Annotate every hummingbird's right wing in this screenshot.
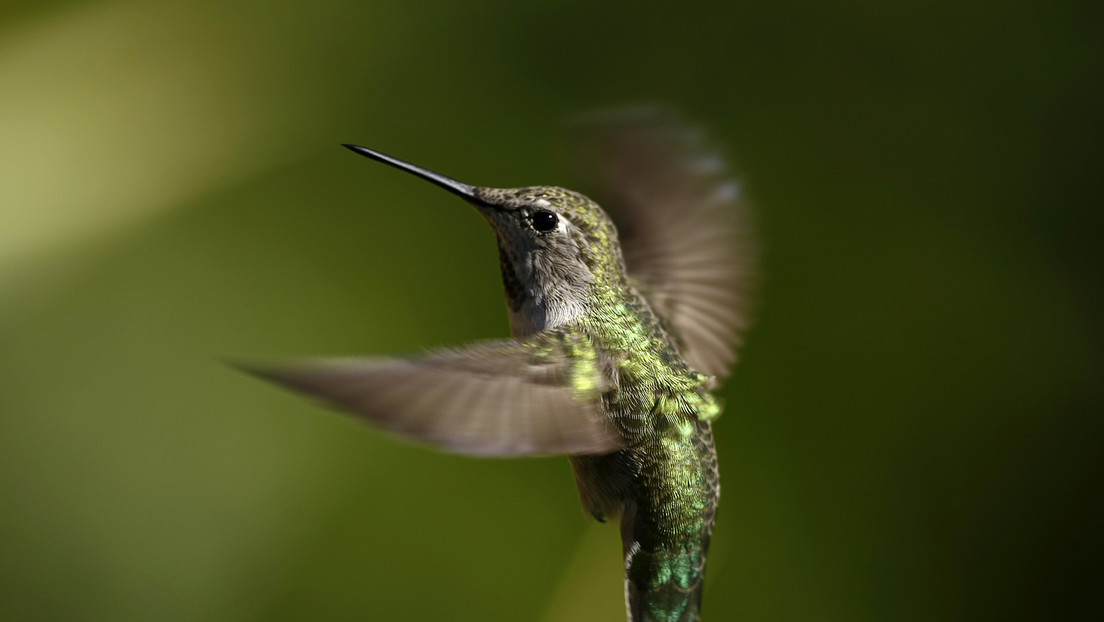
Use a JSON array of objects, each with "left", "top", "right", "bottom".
[
  {"left": 239, "top": 334, "right": 621, "bottom": 457},
  {"left": 572, "top": 109, "right": 757, "bottom": 381}
]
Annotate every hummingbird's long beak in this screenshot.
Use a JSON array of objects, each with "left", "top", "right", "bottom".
[{"left": 342, "top": 144, "right": 486, "bottom": 205}]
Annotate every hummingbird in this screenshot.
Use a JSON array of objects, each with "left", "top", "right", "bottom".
[{"left": 243, "top": 110, "right": 756, "bottom": 622}]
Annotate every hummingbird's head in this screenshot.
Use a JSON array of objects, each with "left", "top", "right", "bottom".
[
  {"left": 344, "top": 145, "right": 626, "bottom": 338},
  {"left": 470, "top": 185, "right": 626, "bottom": 336}
]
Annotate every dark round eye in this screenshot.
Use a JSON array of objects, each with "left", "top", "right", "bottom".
[{"left": 530, "top": 210, "right": 558, "bottom": 233}]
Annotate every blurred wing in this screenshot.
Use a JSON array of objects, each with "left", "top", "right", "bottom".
[
  {"left": 240, "top": 335, "right": 620, "bottom": 457},
  {"left": 572, "top": 108, "right": 756, "bottom": 379}
]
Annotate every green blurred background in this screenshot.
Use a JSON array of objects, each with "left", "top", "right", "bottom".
[{"left": 1, "top": 0, "right": 1100, "bottom": 620}]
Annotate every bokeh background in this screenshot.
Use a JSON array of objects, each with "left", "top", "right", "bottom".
[{"left": 1, "top": 1, "right": 1101, "bottom": 620}]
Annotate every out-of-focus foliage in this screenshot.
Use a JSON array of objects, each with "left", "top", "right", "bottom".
[{"left": 1, "top": 1, "right": 1100, "bottom": 621}]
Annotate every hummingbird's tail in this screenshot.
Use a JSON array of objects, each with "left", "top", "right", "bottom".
[{"left": 623, "top": 533, "right": 710, "bottom": 622}]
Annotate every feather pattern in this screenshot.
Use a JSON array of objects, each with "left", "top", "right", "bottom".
[{"left": 240, "top": 332, "right": 621, "bottom": 457}]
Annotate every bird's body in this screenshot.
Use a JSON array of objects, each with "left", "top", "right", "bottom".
[{"left": 244, "top": 111, "right": 755, "bottom": 622}]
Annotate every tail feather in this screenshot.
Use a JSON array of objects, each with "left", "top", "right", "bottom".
[{"left": 624, "top": 539, "right": 707, "bottom": 622}]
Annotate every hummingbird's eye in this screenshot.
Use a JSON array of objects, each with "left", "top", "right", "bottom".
[{"left": 530, "top": 210, "right": 559, "bottom": 233}]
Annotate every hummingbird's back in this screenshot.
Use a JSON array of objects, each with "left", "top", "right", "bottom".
[
  {"left": 623, "top": 419, "right": 719, "bottom": 622},
  {"left": 569, "top": 281, "right": 723, "bottom": 622}
]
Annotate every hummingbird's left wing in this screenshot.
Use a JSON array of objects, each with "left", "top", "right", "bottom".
[
  {"left": 239, "top": 334, "right": 621, "bottom": 457},
  {"left": 571, "top": 108, "right": 757, "bottom": 381}
]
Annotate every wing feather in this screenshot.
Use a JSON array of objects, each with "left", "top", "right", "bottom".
[
  {"left": 572, "top": 108, "right": 757, "bottom": 379},
  {"left": 240, "top": 335, "right": 620, "bottom": 457}
]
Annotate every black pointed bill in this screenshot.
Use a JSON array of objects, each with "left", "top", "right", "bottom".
[{"left": 343, "top": 144, "right": 494, "bottom": 207}]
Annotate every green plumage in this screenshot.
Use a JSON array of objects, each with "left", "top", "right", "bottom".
[{"left": 570, "top": 279, "right": 721, "bottom": 622}]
